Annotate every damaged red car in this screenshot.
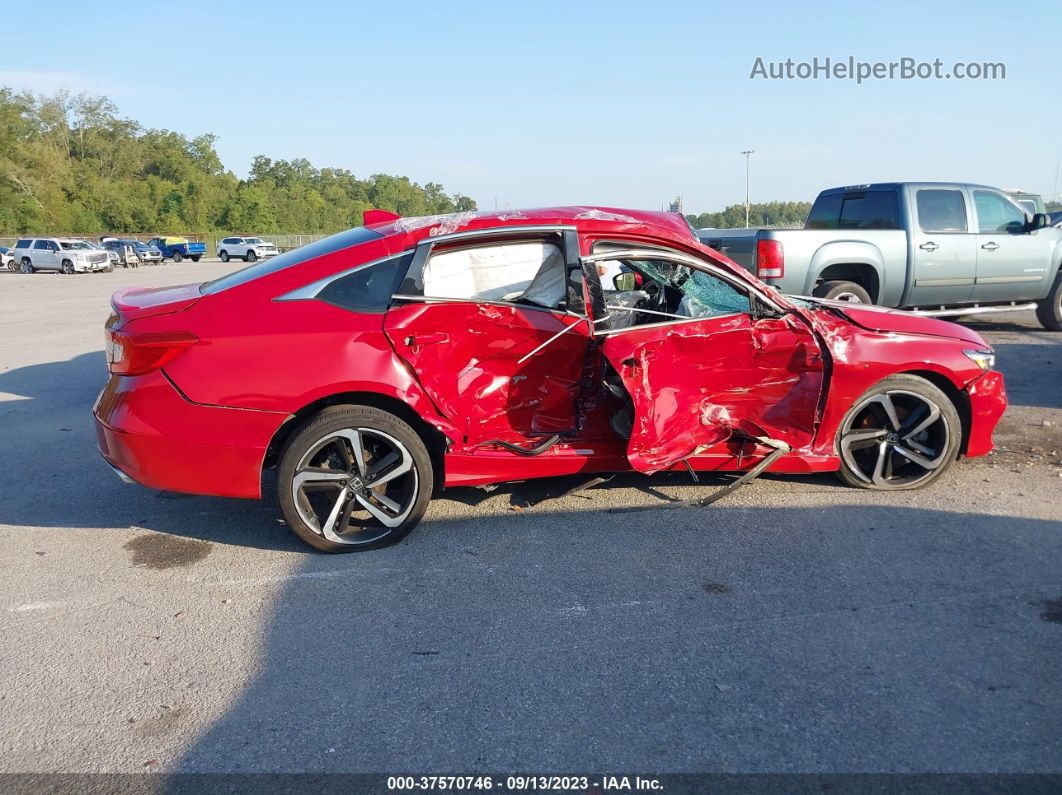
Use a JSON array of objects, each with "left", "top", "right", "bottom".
[{"left": 94, "top": 207, "right": 1007, "bottom": 552}]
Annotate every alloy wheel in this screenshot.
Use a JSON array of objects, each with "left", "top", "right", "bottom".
[
  {"left": 833, "top": 291, "right": 864, "bottom": 303},
  {"left": 839, "top": 390, "right": 950, "bottom": 487},
  {"left": 291, "top": 428, "right": 417, "bottom": 545}
]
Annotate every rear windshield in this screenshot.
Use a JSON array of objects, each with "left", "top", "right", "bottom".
[
  {"left": 806, "top": 190, "right": 901, "bottom": 230},
  {"left": 201, "top": 226, "right": 383, "bottom": 295}
]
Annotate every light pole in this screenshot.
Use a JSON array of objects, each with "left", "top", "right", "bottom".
[{"left": 741, "top": 149, "right": 755, "bottom": 228}]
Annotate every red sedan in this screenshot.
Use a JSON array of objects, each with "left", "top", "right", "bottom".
[{"left": 94, "top": 207, "right": 1006, "bottom": 552}]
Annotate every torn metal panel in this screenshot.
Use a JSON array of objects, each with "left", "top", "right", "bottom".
[{"left": 600, "top": 314, "right": 825, "bottom": 474}]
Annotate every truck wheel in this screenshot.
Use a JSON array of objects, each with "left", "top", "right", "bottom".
[
  {"left": 814, "top": 280, "right": 872, "bottom": 304},
  {"left": 190, "top": 255, "right": 201, "bottom": 262},
  {"left": 219, "top": 250, "right": 229, "bottom": 262},
  {"left": 171, "top": 251, "right": 183, "bottom": 263},
  {"left": 20, "top": 258, "right": 34, "bottom": 273},
  {"left": 61, "top": 259, "right": 75, "bottom": 275},
  {"left": 1035, "top": 268, "right": 1062, "bottom": 331}
]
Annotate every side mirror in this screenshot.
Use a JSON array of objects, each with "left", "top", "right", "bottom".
[
  {"left": 612, "top": 272, "right": 638, "bottom": 292},
  {"left": 1029, "top": 213, "right": 1049, "bottom": 231}
]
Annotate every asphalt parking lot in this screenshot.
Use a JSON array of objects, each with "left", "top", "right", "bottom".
[{"left": 0, "top": 261, "right": 1059, "bottom": 774}]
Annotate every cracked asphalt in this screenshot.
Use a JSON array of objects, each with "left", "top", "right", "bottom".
[{"left": 0, "top": 262, "right": 1059, "bottom": 773}]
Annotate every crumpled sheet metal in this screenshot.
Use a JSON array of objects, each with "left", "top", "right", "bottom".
[
  {"left": 603, "top": 316, "right": 824, "bottom": 474},
  {"left": 384, "top": 301, "right": 588, "bottom": 446}
]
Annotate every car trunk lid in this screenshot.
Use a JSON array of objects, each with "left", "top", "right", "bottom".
[{"left": 110, "top": 283, "right": 203, "bottom": 329}]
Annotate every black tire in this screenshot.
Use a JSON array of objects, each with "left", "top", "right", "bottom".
[
  {"left": 813, "top": 280, "right": 872, "bottom": 304},
  {"left": 171, "top": 251, "right": 183, "bottom": 263},
  {"left": 836, "top": 374, "right": 962, "bottom": 491},
  {"left": 20, "top": 258, "right": 33, "bottom": 273},
  {"left": 219, "top": 250, "right": 229, "bottom": 263},
  {"left": 1035, "top": 268, "right": 1062, "bottom": 331},
  {"left": 277, "top": 406, "right": 433, "bottom": 552},
  {"left": 190, "top": 255, "right": 200, "bottom": 262},
  {"left": 6, "top": 259, "right": 18, "bottom": 272},
  {"left": 60, "top": 259, "right": 75, "bottom": 275},
  {"left": 246, "top": 250, "right": 258, "bottom": 263}
]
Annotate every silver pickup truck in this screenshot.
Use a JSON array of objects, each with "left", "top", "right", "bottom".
[{"left": 698, "top": 182, "right": 1062, "bottom": 330}]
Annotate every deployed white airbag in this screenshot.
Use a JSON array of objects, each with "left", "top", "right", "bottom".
[{"left": 422, "top": 242, "right": 566, "bottom": 308}]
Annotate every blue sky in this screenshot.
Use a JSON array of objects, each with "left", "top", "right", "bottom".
[{"left": 3, "top": 0, "right": 1059, "bottom": 213}]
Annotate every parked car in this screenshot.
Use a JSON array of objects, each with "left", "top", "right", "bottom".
[
  {"left": 95, "top": 207, "right": 1006, "bottom": 553},
  {"left": 1003, "top": 189, "right": 1046, "bottom": 216},
  {"left": 698, "top": 182, "right": 1062, "bottom": 330},
  {"left": 13, "top": 237, "right": 112, "bottom": 273},
  {"left": 0, "top": 246, "right": 15, "bottom": 272},
  {"left": 217, "top": 236, "right": 279, "bottom": 263},
  {"left": 104, "top": 239, "right": 163, "bottom": 266},
  {"left": 1049, "top": 210, "right": 1062, "bottom": 228},
  {"left": 146, "top": 236, "right": 206, "bottom": 263}
]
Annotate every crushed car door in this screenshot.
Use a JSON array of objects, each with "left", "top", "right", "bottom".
[
  {"left": 587, "top": 249, "right": 825, "bottom": 473},
  {"left": 384, "top": 236, "right": 591, "bottom": 446}
]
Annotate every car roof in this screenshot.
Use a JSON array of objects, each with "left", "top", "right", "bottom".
[{"left": 367, "top": 206, "right": 696, "bottom": 248}]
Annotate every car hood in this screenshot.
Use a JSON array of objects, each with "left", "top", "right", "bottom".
[{"left": 803, "top": 298, "right": 990, "bottom": 348}]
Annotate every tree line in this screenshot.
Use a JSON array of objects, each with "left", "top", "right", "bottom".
[
  {"left": 685, "top": 200, "right": 812, "bottom": 229},
  {"left": 0, "top": 88, "right": 476, "bottom": 235}
]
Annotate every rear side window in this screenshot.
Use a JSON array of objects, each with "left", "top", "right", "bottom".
[
  {"left": 317, "top": 252, "right": 412, "bottom": 313},
  {"left": 201, "top": 226, "right": 383, "bottom": 295},
  {"left": 916, "top": 189, "right": 968, "bottom": 233},
  {"left": 15, "top": 239, "right": 32, "bottom": 248},
  {"left": 806, "top": 191, "right": 900, "bottom": 229}
]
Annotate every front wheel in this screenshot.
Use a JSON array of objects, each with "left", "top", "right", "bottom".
[
  {"left": 171, "top": 251, "right": 183, "bottom": 263},
  {"left": 836, "top": 374, "right": 962, "bottom": 491},
  {"left": 277, "top": 406, "right": 434, "bottom": 552},
  {"left": 6, "top": 258, "right": 17, "bottom": 272},
  {"left": 61, "top": 259, "right": 75, "bottom": 274},
  {"left": 814, "top": 280, "right": 872, "bottom": 304},
  {"left": 245, "top": 250, "right": 257, "bottom": 262},
  {"left": 219, "top": 250, "right": 229, "bottom": 262},
  {"left": 1035, "top": 269, "right": 1062, "bottom": 331}
]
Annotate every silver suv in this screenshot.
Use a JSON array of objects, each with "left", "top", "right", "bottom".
[
  {"left": 13, "top": 238, "right": 113, "bottom": 274},
  {"left": 217, "top": 236, "right": 278, "bottom": 263}
]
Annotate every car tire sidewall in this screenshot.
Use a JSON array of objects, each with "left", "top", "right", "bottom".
[
  {"left": 814, "top": 280, "right": 872, "bottom": 304},
  {"left": 277, "top": 406, "right": 434, "bottom": 553},
  {"left": 20, "top": 258, "right": 32, "bottom": 273},
  {"left": 246, "top": 251, "right": 257, "bottom": 262},
  {"left": 61, "top": 260, "right": 74, "bottom": 274},
  {"left": 220, "top": 251, "right": 229, "bottom": 262},
  {"left": 172, "top": 252, "right": 183, "bottom": 263},
  {"left": 835, "top": 374, "right": 962, "bottom": 491}
]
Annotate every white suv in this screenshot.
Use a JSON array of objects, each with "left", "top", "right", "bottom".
[
  {"left": 217, "top": 236, "right": 278, "bottom": 263},
  {"left": 13, "top": 238, "right": 113, "bottom": 274}
]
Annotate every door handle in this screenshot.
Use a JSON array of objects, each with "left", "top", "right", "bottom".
[
  {"left": 981, "top": 242, "right": 999, "bottom": 251},
  {"left": 403, "top": 332, "right": 449, "bottom": 347},
  {"left": 919, "top": 242, "right": 939, "bottom": 252}
]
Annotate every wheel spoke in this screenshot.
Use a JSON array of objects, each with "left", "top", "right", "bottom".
[
  {"left": 369, "top": 447, "right": 413, "bottom": 487},
  {"left": 356, "top": 493, "right": 404, "bottom": 528},
  {"left": 293, "top": 468, "right": 348, "bottom": 491},
  {"left": 871, "top": 441, "right": 890, "bottom": 486},
  {"left": 893, "top": 444, "right": 944, "bottom": 470},
  {"left": 333, "top": 430, "right": 368, "bottom": 476},
  {"left": 868, "top": 394, "right": 902, "bottom": 431},
  {"left": 842, "top": 428, "right": 887, "bottom": 452},
  {"left": 901, "top": 403, "right": 941, "bottom": 440}
]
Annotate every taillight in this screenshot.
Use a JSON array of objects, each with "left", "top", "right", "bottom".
[
  {"left": 756, "top": 239, "right": 784, "bottom": 280},
  {"left": 105, "top": 329, "right": 198, "bottom": 376}
]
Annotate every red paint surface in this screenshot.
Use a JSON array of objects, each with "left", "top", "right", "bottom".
[{"left": 92, "top": 206, "right": 1007, "bottom": 498}]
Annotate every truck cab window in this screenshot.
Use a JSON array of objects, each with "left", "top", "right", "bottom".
[
  {"left": 916, "top": 189, "right": 968, "bottom": 233},
  {"left": 973, "top": 190, "right": 1027, "bottom": 233}
]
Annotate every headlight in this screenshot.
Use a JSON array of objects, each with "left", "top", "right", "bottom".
[{"left": 964, "top": 349, "right": 995, "bottom": 371}]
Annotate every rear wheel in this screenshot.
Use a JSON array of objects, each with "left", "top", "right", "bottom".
[
  {"left": 219, "top": 250, "right": 229, "bottom": 262},
  {"left": 836, "top": 374, "right": 961, "bottom": 491},
  {"left": 171, "top": 251, "right": 183, "bottom": 263},
  {"left": 1035, "top": 268, "right": 1062, "bottom": 331},
  {"left": 20, "top": 258, "right": 33, "bottom": 273},
  {"left": 190, "top": 255, "right": 200, "bottom": 262},
  {"left": 277, "top": 406, "right": 433, "bottom": 552},
  {"left": 814, "top": 280, "right": 872, "bottom": 304}
]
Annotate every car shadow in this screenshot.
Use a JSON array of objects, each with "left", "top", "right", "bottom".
[{"left": 165, "top": 503, "right": 1062, "bottom": 773}]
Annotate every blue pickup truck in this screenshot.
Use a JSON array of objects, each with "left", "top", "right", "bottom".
[{"left": 147, "top": 236, "right": 207, "bottom": 263}]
